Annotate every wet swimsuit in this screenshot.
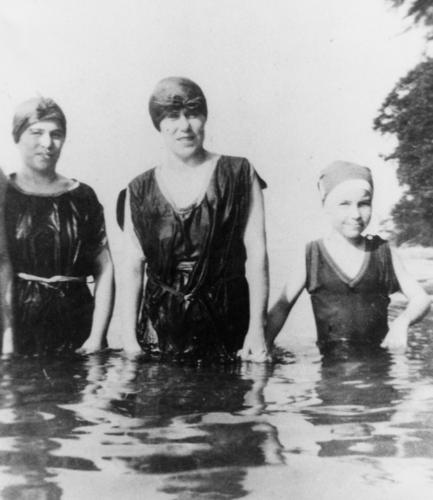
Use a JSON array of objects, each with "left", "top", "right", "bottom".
[
  {"left": 5, "top": 177, "right": 107, "bottom": 354},
  {"left": 126, "top": 155, "right": 264, "bottom": 360},
  {"left": 306, "top": 236, "right": 400, "bottom": 353}
]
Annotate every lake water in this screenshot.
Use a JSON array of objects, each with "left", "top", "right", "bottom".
[{"left": 1, "top": 289, "right": 433, "bottom": 499}]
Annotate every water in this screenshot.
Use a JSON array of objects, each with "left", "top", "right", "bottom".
[{"left": 1, "top": 299, "right": 433, "bottom": 499}]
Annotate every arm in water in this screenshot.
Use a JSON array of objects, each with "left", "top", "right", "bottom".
[
  {"left": 78, "top": 246, "right": 115, "bottom": 354},
  {"left": 383, "top": 248, "right": 431, "bottom": 349},
  {"left": 120, "top": 189, "right": 145, "bottom": 355},
  {"left": 239, "top": 175, "right": 269, "bottom": 362},
  {"left": 0, "top": 170, "right": 14, "bottom": 354},
  {"left": 266, "top": 244, "right": 306, "bottom": 349}
]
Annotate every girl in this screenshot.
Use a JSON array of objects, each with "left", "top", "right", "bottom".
[
  {"left": 266, "top": 161, "right": 430, "bottom": 355},
  {"left": 120, "top": 77, "right": 269, "bottom": 362}
]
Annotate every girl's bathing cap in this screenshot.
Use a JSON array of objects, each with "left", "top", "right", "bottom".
[{"left": 318, "top": 160, "right": 373, "bottom": 201}]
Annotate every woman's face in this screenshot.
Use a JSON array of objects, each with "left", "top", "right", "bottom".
[
  {"left": 159, "top": 109, "right": 206, "bottom": 160},
  {"left": 17, "top": 120, "right": 65, "bottom": 172}
]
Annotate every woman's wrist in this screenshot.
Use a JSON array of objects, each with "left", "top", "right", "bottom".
[
  {"left": 87, "top": 330, "right": 104, "bottom": 344},
  {"left": 248, "top": 315, "right": 266, "bottom": 332},
  {"left": 122, "top": 328, "right": 139, "bottom": 343},
  {"left": 246, "top": 326, "right": 265, "bottom": 339},
  {"left": 2, "top": 327, "right": 14, "bottom": 354},
  {"left": 395, "top": 312, "right": 411, "bottom": 325}
]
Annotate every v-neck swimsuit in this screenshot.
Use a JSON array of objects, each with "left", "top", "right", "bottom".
[
  {"left": 306, "top": 235, "right": 400, "bottom": 353},
  {"left": 127, "top": 155, "right": 265, "bottom": 361}
]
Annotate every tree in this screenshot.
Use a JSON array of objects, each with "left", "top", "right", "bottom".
[
  {"left": 388, "top": 0, "right": 433, "bottom": 36},
  {"left": 374, "top": 58, "right": 433, "bottom": 245}
]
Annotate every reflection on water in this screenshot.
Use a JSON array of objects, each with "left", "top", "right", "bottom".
[
  {"left": 0, "top": 356, "right": 97, "bottom": 499},
  {"left": 305, "top": 349, "right": 401, "bottom": 458},
  {"left": 1, "top": 305, "right": 433, "bottom": 498}
]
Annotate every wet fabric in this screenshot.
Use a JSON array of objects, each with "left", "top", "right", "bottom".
[
  {"left": 12, "top": 97, "right": 67, "bottom": 143},
  {"left": 5, "top": 178, "right": 107, "bottom": 354},
  {"left": 116, "top": 188, "right": 127, "bottom": 230},
  {"left": 148, "top": 77, "right": 207, "bottom": 130},
  {"left": 127, "top": 155, "right": 263, "bottom": 361},
  {"left": 306, "top": 236, "right": 400, "bottom": 354}
]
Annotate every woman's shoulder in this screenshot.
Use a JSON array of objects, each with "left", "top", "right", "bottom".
[
  {"left": 217, "top": 155, "right": 251, "bottom": 171},
  {"left": 128, "top": 168, "right": 156, "bottom": 192},
  {"left": 305, "top": 238, "right": 322, "bottom": 252},
  {"left": 0, "top": 167, "right": 7, "bottom": 183},
  {"left": 129, "top": 167, "right": 156, "bottom": 184},
  {"left": 216, "top": 155, "right": 268, "bottom": 187},
  {"left": 67, "top": 181, "right": 105, "bottom": 211},
  {"left": 0, "top": 168, "right": 9, "bottom": 194},
  {"left": 73, "top": 181, "right": 98, "bottom": 198}
]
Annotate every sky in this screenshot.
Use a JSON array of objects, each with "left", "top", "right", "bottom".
[{"left": 0, "top": 0, "right": 427, "bottom": 294}]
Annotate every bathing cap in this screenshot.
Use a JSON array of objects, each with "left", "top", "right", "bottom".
[
  {"left": 12, "top": 97, "right": 67, "bottom": 143},
  {"left": 318, "top": 160, "right": 373, "bottom": 201},
  {"left": 149, "top": 77, "right": 207, "bottom": 130}
]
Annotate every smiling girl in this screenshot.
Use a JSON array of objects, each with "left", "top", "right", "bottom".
[
  {"left": 119, "top": 77, "right": 269, "bottom": 362},
  {"left": 266, "top": 161, "right": 430, "bottom": 356}
]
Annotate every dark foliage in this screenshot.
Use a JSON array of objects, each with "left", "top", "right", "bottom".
[
  {"left": 374, "top": 58, "right": 433, "bottom": 245},
  {"left": 389, "top": 0, "right": 433, "bottom": 35}
]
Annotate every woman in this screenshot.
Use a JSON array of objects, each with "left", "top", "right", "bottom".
[
  {"left": 5, "top": 97, "right": 114, "bottom": 355},
  {"left": 120, "top": 77, "right": 269, "bottom": 362}
]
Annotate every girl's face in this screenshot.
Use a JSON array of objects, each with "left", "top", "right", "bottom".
[
  {"left": 159, "top": 109, "right": 206, "bottom": 160},
  {"left": 324, "top": 180, "right": 372, "bottom": 240},
  {"left": 17, "top": 120, "right": 65, "bottom": 173}
]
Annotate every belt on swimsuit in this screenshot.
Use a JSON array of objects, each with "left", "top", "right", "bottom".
[
  {"left": 148, "top": 273, "right": 243, "bottom": 307},
  {"left": 17, "top": 273, "right": 87, "bottom": 283},
  {"left": 147, "top": 273, "right": 245, "bottom": 345},
  {"left": 150, "top": 279, "right": 195, "bottom": 306}
]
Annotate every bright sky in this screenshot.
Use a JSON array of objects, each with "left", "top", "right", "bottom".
[{"left": 0, "top": 0, "right": 426, "bottom": 271}]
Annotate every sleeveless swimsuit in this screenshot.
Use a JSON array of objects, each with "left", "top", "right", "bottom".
[
  {"left": 127, "top": 155, "right": 265, "bottom": 361},
  {"left": 306, "top": 235, "right": 400, "bottom": 354}
]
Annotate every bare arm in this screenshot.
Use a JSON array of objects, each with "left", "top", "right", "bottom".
[
  {"left": 238, "top": 176, "right": 269, "bottom": 362},
  {"left": 266, "top": 246, "right": 306, "bottom": 348},
  {"left": 383, "top": 248, "right": 431, "bottom": 348},
  {"left": 78, "top": 246, "right": 115, "bottom": 353},
  {"left": 120, "top": 189, "right": 145, "bottom": 354},
  {"left": 0, "top": 172, "right": 14, "bottom": 354}
]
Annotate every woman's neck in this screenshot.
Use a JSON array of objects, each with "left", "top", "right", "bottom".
[
  {"left": 14, "top": 166, "right": 73, "bottom": 194},
  {"left": 163, "top": 148, "right": 208, "bottom": 170},
  {"left": 18, "top": 166, "right": 58, "bottom": 186}
]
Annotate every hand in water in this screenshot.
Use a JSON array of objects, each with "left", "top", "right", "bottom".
[
  {"left": 382, "top": 315, "right": 410, "bottom": 350},
  {"left": 238, "top": 330, "right": 270, "bottom": 362}
]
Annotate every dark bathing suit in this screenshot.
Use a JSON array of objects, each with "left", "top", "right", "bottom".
[
  {"left": 306, "top": 236, "right": 400, "bottom": 355},
  {"left": 127, "top": 155, "right": 265, "bottom": 361},
  {"left": 5, "top": 177, "right": 107, "bottom": 355}
]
